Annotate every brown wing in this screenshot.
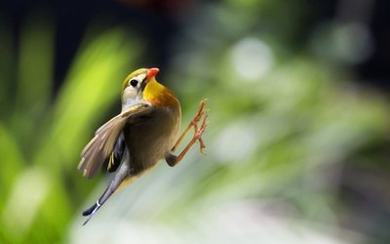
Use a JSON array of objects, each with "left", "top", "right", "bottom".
[{"left": 78, "top": 103, "right": 153, "bottom": 178}]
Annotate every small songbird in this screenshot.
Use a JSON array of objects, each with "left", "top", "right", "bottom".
[{"left": 78, "top": 67, "right": 207, "bottom": 225}]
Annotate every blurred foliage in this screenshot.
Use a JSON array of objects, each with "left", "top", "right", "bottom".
[
  {"left": 0, "top": 13, "right": 141, "bottom": 243},
  {"left": 0, "top": 1, "right": 390, "bottom": 244}
]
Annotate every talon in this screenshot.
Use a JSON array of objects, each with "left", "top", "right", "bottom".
[
  {"left": 195, "top": 112, "right": 207, "bottom": 153},
  {"left": 199, "top": 137, "right": 206, "bottom": 154}
]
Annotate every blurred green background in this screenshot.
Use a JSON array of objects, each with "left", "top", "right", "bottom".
[{"left": 1, "top": 0, "right": 390, "bottom": 243}]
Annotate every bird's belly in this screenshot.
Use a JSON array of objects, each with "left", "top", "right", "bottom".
[{"left": 124, "top": 109, "right": 179, "bottom": 170}]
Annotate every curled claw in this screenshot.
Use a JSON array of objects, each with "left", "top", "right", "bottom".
[
  {"left": 195, "top": 111, "right": 207, "bottom": 154},
  {"left": 199, "top": 138, "right": 206, "bottom": 154}
]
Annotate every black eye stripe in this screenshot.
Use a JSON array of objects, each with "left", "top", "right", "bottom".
[{"left": 140, "top": 78, "right": 147, "bottom": 91}]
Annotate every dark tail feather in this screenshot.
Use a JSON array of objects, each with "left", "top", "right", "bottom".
[
  {"left": 82, "top": 187, "right": 115, "bottom": 226},
  {"left": 82, "top": 202, "right": 102, "bottom": 225},
  {"left": 82, "top": 203, "right": 98, "bottom": 216}
]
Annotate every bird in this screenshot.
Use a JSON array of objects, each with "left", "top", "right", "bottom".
[{"left": 78, "top": 67, "right": 207, "bottom": 225}]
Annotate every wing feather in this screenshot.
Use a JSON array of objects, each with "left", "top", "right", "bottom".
[{"left": 78, "top": 103, "right": 152, "bottom": 178}]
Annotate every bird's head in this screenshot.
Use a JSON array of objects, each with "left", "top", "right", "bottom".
[{"left": 121, "top": 67, "right": 178, "bottom": 110}]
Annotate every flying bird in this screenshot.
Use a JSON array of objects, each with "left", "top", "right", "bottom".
[{"left": 78, "top": 67, "right": 207, "bottom": 225}]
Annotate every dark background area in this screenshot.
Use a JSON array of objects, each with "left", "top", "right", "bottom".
[{"left": 1, "top": 0, "right": 389, "bottom": 93}]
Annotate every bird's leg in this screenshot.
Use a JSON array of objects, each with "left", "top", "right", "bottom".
[
  {"left": 166, "top": 110, "right": 207, "bottom": 167},
  {"left": 171, "top": 99, "right": 207, "bottom": 153}
]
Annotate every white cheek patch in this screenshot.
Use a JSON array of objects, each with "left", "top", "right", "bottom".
[
  {"left": 122, "top": 98, "right": 141, "bottom": 112},
  {"left": 122, "top": 89, "right": 142, "bottom": 111},
  {"left": 122, "top": 85, "right": 144, "bottom": 112},
  {"left": 122, "top": 72, "right": 147, "bottom": 112},
  {"left": 123, "top": 86, "right": 137, "bottom": 99}
]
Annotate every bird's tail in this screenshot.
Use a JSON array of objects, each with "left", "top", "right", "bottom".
[
  {"left": 82, "top": 186, "right": 115, "bottom": 225},
  {"left": 81, "top": 171, "right": 144, "bottom": 225},
  {"left": 83, "top": 150, "right": 132, "bottom": 225},
  {"left": 81, "top": 152, "right": 133, "bottom": 226}
]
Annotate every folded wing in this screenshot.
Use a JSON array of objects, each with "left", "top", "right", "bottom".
[{"left": 78, "top": 103, "right": 153, "bottom": 178}]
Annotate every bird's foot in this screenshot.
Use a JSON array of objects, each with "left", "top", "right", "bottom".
[{"left": 191, "top": 100, "right": 208, "bottom": 154}]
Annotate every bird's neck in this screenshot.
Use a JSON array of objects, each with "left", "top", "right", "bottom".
[
  {"left": 144, "top": 80, "right": 179, "bottom": 108},
  {"left": 121, "top": 97, "right": 143, "bottom": 112}
]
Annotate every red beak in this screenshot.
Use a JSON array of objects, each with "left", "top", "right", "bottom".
[{"left": 147, "top": 67, "right": 159, "bottom": 80}]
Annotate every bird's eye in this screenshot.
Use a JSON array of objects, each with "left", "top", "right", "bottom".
[{"left": 129, "top": 79, "right": 138, "bottom": 87}]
